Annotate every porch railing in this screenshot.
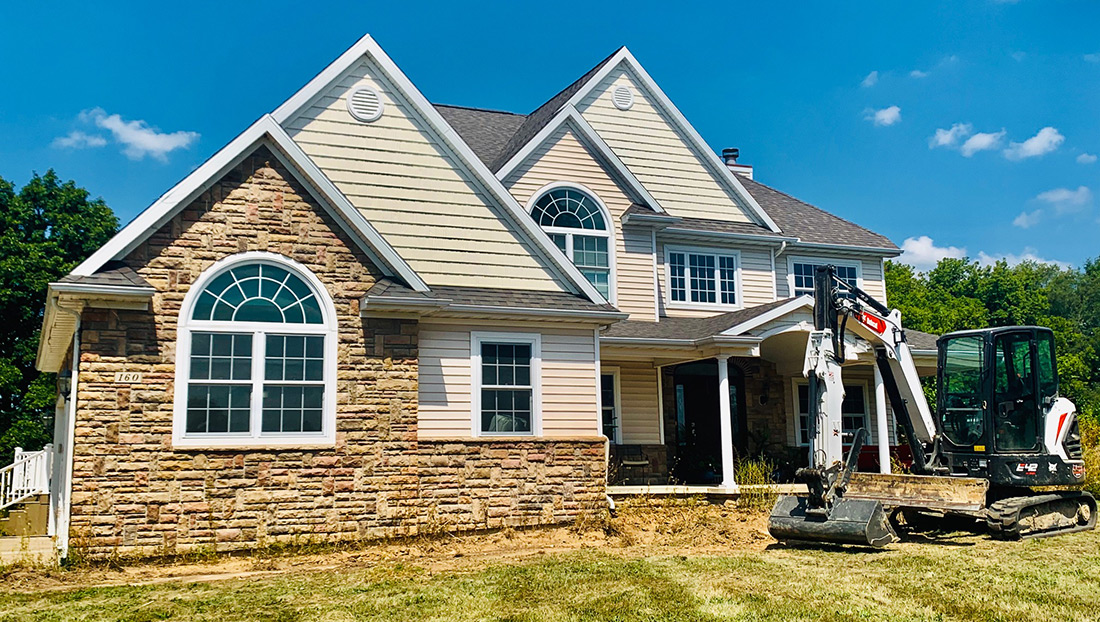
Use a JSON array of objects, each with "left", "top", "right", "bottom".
[{"left": 1, "top": 445, "right": 52, "bottom": 511}]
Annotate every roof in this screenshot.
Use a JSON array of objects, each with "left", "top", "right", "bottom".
[
  {"left": 906, "top": 329, "right": 939, "bottom": 352},
  {"left": 488, "top": 49, "right": 622, "bottom": 172},
  {"left": 601, "top": 298, "right": 798, "bottom": 341},
  {"left": 365, "top": 278, "right": 618, "bottom": 313},
  {"left": 58, "top": 261, "right": 151, "bottom": 289},
  {"left": 739, "top": 177, "right": 897, "bottom": 250},
  {"left": 433, "top": 105, "right": 527, "bottom": 168}
]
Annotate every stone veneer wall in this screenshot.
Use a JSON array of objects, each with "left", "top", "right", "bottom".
[{"left": 68, "top": 146, "right": 605, "bottom": 558}]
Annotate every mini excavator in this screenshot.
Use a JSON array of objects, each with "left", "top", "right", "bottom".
[{"left": 768, "top": 266, "right": 1095, "bottom": 546}]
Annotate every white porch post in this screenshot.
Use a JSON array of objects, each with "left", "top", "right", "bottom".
[
  {"left": 874, "top": 362, "right": 890, "bottom": 474},
  {"left": 717, "top": 355, "right": 736, "bottom": 488}
]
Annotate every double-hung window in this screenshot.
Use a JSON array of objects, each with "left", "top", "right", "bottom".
[
  {"left": 790, "top": 259, "right": 859, "bottom": 297},
  {"left": 473, "top": 333, "right": 540, "bottom": 436},
  {"left": 600, "top": 370, "right": 621, "bottom": 443},
  {"left": 667, "top": 246, "right": 740, "bottom": 308},
  {"left": 174, "top": 253, "right": 337, "bottom": 448},
  {"left": 530, "top": 186, "right": 612, "bottom": 300},
  {"left": 796, "top": 382, "right": 871, "bottom": 445}
]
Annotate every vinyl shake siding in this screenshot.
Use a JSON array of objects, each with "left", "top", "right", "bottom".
[{"left": 283, "top": 57, "right": 570, "bottom": 292}]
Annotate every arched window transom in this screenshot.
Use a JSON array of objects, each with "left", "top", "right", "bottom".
[
  {"left": 529, "top": 187, "right": 612, "bottom": 299},
  {"left": 173, "top": 253, "right": 337, "bottom": 448}
]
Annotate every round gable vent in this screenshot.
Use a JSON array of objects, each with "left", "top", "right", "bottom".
[
  {"left": 347, "top": 86, "right": 384, "bottom": 122},
  {"left": 612, "top": 85, "right": 634, "bottom": 111}
]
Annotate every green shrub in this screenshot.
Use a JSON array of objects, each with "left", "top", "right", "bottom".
[{"left": 1078, "top": 414, "right": 1100, "bottom": 497}]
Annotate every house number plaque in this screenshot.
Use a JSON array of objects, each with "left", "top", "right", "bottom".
[{"left": 113, "top": 372, "right": 143, "bottom": 383}]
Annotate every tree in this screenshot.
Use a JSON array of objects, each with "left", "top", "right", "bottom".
[{"left": 0, "top": 171, "right": 117, "bottom": 462}]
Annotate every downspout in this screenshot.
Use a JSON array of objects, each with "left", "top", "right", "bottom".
[
  {"left": 53, "top": 299, "right": 82, "bottom": 559},
  {"left": 773, "top": 241, "right": 788, "bottom": 299}
]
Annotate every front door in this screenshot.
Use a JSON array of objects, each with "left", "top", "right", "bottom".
[{"left": 670, "top": 360, "right": 747, "bottom": 484}]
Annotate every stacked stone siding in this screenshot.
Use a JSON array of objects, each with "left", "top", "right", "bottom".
[{"left": 69, "top": 146, "right": 605, "bottom": 557}]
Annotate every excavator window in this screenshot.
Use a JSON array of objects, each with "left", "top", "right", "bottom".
[
  {"left": 1037, "top": 331, "right": 1058, "bottom": 401},
  {"left": 993, "top": 332, "right": 1041, "bottom": 452},
  {"left": 940, "top": 335, "right": 985, "bottom": 446}
]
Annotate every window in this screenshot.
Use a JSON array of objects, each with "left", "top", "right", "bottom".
[
  {"left": 796, "top": 382, "right": 870, "bottom": 445},
  {"left": 790, "top": 259, "right": 859, "bottom": 297},
  {"left": 666, "top": 247, "right": 740, "bottom": 308},
  {"left": 529, "top": 186, "right": 612, "bottom": 299},
  {"left": 940, "top": 334, "right": 985, "bottom": 447},
  {"left": 173, "top": 253, "right": 337, "bottom": 447},
  {"left": 601, "top": 370, "right": 621, "bottom": 443},
  {"left": 473, "top": 333, "right": 540, "bottom": 436},
  {"left": 993, "top": 332, "right": 1040, "bottom": 452}
]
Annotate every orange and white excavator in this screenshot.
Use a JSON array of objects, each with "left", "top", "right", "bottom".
[{"left": 768, "top": 266, "right": 1095, "bottom": 546}]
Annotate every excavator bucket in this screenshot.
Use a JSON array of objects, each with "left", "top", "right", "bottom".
[{"left": 768, "top": 494, "right": 898, "bottom": 547}]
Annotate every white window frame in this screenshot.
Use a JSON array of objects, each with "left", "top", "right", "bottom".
[
  {"left": 600, "top": 367, "right": 622, "bottom": 444},
  {"left": 471, "top": 331, "right": 542, "bottom": 437},
  {"left": 663, "top": 244, "right": 743, "bottom": 311},
  {"left": 792, "top": 379, "right": 871, "bottom": 447},
  {"left": 172, "top": 252, "right": 339, "bottom": 449},
  {"left": 787, "top": 255, "right": 862, "bottom": 298},
  {"left": 526, "top": 182, "right": 617, "bottom": 304}
]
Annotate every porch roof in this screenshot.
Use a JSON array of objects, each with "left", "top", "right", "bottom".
[{"left": 601, "top": 298, "right": 801, "bottom": 342}]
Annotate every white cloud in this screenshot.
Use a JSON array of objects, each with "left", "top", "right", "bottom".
[
  {"left": 976, "top": 249, "right": 1071, "bottom": 269},
  {"left": 51, "top": 130, "right": 107, "bottom": 150},
  {"left": 1036, "top": 186, "right": 1092, "bottom": 214},
  {"left": 861, "top": 71, "right": 879, "bottom": 87},
  {"left": 929, "top": 123, "right": 973, "bottom": 148},
  {"left": 865, "top": 105, "right": 901, "bottom": 127},
  {"left": 898, "top": 236, "right": 967, "bottom": 272},
  {"left": 1085, "top": 53, "right": 1100, "bottom": 63},
  {"left": 76, "top": 107, "right": 199, "bottom": 162},
  {"left": 1077, "top": 153, "right": 1097, "bottom": 164},
  {"left": 909, "top": 69, "right": 929, "bottom": 78},
  {"left": 1013, "top": 209, "right": 1042, "bottom": 229},
  {"left": 1011, "top": 51, "right": 1027, "bottom": 62},
  {"left": 960, "top": 130, "right": 1007, "bottom": 156},
  {"left": 1003, "top": 126, "right": 1064, "bottom": 160}
]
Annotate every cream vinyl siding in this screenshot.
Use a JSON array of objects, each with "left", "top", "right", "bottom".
[
  {"left": 502, "top": 125, "right": 656, "bottom": 319},
  {"left": 418, "top": 322, "right": 598, "bottom": 438},
  {"left": 606, "top": 360, "right": 661, "bottom": 444},
  {"left": 576, "top": 65, "right": 756, "bottom": 224},
  {"left": 776, "top": 254, "right": 886, "bottom": 302},
  {"left": 656, "top": 241, "right": 777, "bottom": 318},
  {"left": 283, "top": 57, "right": 568, "bottom": 292}
]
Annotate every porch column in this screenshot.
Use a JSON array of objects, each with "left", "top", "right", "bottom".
[
  {"left": 874, "top": 362, "right": 890, "bottom": 474},
  {"left": 716, "top": 355, "right": 736, "bottom": 488}
]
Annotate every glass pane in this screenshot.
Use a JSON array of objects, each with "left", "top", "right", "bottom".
[
  {"left": 262, "top": 385, "right": 324, "bottom": 433},
  {"left": 234, "top": 298, "right": 284, "bottom": 322},
  {"left": 994, "top": 333, "right": 1039, "bottom": 451},
  {"left": 1037, "top": 331, "right": 1057, "bottom": 399},
  {"left": 186, "top": 384, "right": 251, "bottom": 434},
  {"left": 549, "top": 233, "right": 567, "bottom": 254},
  {"left": 481, "top": 389, "right": 532, "bottom": 433},
  {"left": 670, "top": 253, "right": 686, "bottom": 302},
  {"left": 530, "top": 188, "right": 607, "bottom": 231},
  {"left": 941, "top": 335, "right": 985, "bottom": 446},
  {"left": 191, "top": 333, "right": 251, "bottom": 381},
  {"left": 192, "top": 262, "right": 324, "bottom": 324}
]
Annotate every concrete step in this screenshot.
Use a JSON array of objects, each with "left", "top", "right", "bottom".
[
  {"left": 0, "top": 495, "right": 49, "bottom": 537},
  {"left": 0, "top": 536, "right": 56, "bottom": 565}
]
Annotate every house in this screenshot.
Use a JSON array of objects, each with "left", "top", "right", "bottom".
[{"left": 14, "top": 35, "right": 936, "bottom": 559}]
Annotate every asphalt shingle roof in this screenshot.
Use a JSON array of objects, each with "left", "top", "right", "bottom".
[
  {"left": 58, "top": 261, "right": 152, "bottom": 289},
  {"left": 601, "top": 298, "right": 799, "bottom": 341},
  {"left": 365, "top": 279, "right": 617, "bottom": 313},
  {"left": 433, "top": 104, "right": 527, "bottom": 168}
]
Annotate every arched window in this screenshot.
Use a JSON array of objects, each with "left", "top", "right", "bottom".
[
  {"left": 172, "top": 252, "right": 337, "bottom": 447},
  {"left": 529, "top": 186, "right": 612, "bottom": 299}
]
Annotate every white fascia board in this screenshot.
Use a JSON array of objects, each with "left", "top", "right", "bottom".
[
  {"left": 789, "top": 241, "right": 902, "bottom": 257},
  {"left": 271, "top": 34, "right": 607, "bottom": 306},
  {"left": 70, "top": 115, "right": 428, "bottom": 292},
  {"left": 48, "top": 282, "right": 157, "bottom": 297},
  {"left": 661, "top": 227, "right": 799, "bottom": 246},
  {"left": 563, "top": 48, "right": 782, "bottom": 234},
  {"left": 719, "top": 296, "right": 814, "bottom": 336},
  {"left": 495, "top": 105, "right": 666, "bottom": 214}
]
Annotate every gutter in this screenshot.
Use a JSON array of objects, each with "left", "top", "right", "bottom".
[
  {"left": 48, "top": 282, "right": 157, "bottom": 297},
  {"left": 787, "top": 241, "right": 901, "bottom": 256},
  {"left": 662, "top": 227, "right": 798, "bottom": 245}
]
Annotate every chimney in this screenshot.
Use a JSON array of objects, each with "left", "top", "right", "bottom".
[{"left": 722, "top": 147, "right": 753, "bottom": 180}]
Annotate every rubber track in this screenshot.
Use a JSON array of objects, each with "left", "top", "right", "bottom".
[{"left": 986, "top": 493, "right": 1094, "bottom": 540}]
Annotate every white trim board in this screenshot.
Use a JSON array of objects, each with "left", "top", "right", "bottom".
[
  {"left": 70, "top": 115, "right": 429, "bottom": 293},
  {"left": 559, "top": 48, "right": 781, "bottom": 233},
  {"left": 272, "top": 34, "right": 608, "bottom": 306},
  {"left": 496, "top": 105, "right": 666, "bottom": 214},
  {"left": 470, "top": 331, "right": 543, "bottom": 437}
]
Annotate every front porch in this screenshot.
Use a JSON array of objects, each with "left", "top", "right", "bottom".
[{"left": 599, "top": 298, "right": 937, "bottom": 488}]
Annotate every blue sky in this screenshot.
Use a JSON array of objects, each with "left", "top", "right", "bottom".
[{"left": 2, "top": 1, "right": 1098, "bottom": 270}]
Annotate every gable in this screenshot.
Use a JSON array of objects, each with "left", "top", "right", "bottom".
[
  {"left": 281, "top": 55, "right": 575, "bottom": 293},
  {"left": 574, "top": 64, "right": 755, "bottom": 224}
]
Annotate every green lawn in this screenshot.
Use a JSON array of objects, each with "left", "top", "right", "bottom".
[{"left": 3, "top": 526, "right": 1099, "bottom": 622}]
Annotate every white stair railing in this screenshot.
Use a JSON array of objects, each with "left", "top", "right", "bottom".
[{"left": 1, "top": 445, "right": 52, "bottom": 511}]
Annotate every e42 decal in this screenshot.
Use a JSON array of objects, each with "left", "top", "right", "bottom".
[{"left": 1015, "top": 463, "right": 1039, "bottom": 475}]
